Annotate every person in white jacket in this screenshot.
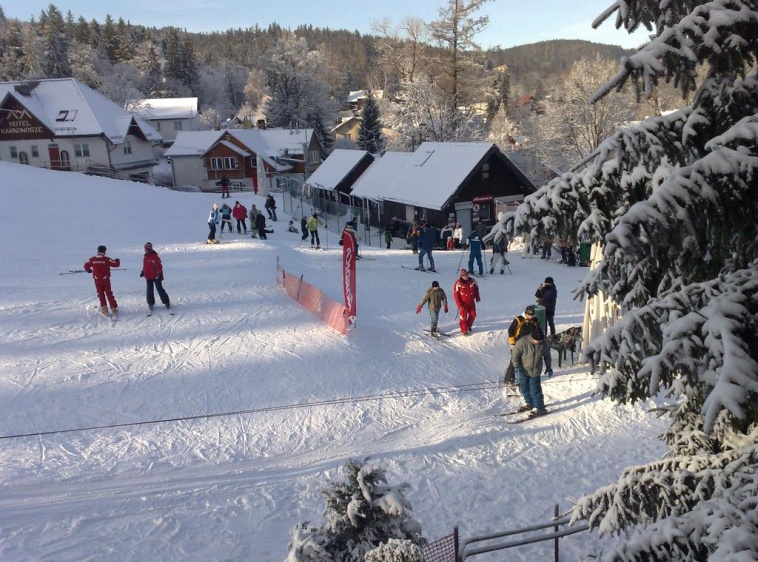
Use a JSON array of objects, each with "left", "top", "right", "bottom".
[
  {"left": 452, "top": 223, "right": 464, "bottom": 249},
  {"left": 482, "top": 212, "right": 511, "bottom": 274}
]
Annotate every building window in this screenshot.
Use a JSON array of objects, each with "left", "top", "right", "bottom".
[
  {"left": 55, "top": 109, "right": 77, "bottom": 122},
  {"left": 75, "top": 144, "right": 90, "bottom": 158},
  {"left": 210, "top": 157, "right": 223, "bottom": 170},
  {"left": 18, "top": 152, "right": 29, "bottom": 164},
  {"left": 123, "top": 141, "right": 132, "bottom": 155},
  {"left": 10, "top": 146, "right": 17, "bottom": 158},
  {"left": 173, "top": 121, "right": 183, "bottom": 131},
  {"left": 308, "top": 150, "right": 320, "bottom": 164},
  {"left": 223, "top": 157, "right": 238, "bottom": 169},
  {"left": 31, "top": 145, "right": 39, "bottom": 158}
]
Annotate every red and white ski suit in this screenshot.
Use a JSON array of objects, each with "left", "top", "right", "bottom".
[
  {"left": 453, "top": 275, "right": 480, "bottom": 335},
  {"left": 84, "top": 252, "right": 120, "bottom": 309}
]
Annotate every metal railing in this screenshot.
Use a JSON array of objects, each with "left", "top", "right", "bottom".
[{"left": 458, "top": 505, "right": 589, "bottom": 561}]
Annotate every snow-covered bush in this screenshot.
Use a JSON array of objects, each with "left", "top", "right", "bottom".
[
  {"left": 516, "top": 1, "right": 758, "bottom": 560},
  {"left": 364, "top": 538, "right": 424, "bottom": 562},
  {"left": 284, "top": 458, "right": 425, "bottom": 562}
]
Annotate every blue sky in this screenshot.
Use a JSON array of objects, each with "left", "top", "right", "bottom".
[{"left": 3, "top": 0, "right": 649, "bottom": 49}]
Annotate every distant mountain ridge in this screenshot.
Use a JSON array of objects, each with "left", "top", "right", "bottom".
[{"left": 484, "top": 39, "right": 633, "bottom": 93}]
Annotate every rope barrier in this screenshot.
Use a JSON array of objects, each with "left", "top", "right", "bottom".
[{"left": 0, "top": 381, "right": 499, "bottom": 441}]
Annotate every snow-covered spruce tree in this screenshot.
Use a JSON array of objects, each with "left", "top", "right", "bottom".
[
  {"left": 515, "top": 1, "right": 758, "bottom": 560},
  {"left": 284, "top": 458, "right": 425, "bottom": 562},
  {"left": 358, "top": 92, "right": 386, "bottom": 155}
]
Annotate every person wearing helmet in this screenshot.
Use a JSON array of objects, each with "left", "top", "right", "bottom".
[
  {"left": 512, "top": 327, "right": 552, "bottom": 417},
  {"left": 453, "top": 269, "right": 480, "bottom": 336},
  {"left": 503, "top": 304, "right": 542, "bottom": 387}
]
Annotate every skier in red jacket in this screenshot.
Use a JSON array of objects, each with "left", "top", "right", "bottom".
[
  {"left": 453, "top": 268, "right": 480, "bottom": 336},
  {"left": 140, "top": 242, "right": 171, "bottom": 314},
  {"left": 84, "top": 245, "right": 120, "bottom": 316},
  {"left": 232, "top": 201, "right": 248, "bottom": 234}
]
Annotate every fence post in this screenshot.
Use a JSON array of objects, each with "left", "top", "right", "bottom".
[
  {"left": 554, "top": 504, "right": 559, "bottom": 562},
  {"left": 454, "top": 526, "right": 459, "bottom": 562}
]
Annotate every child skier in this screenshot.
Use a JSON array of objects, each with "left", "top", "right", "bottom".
[{"left": 416, "top": 280, "right": 448, "bottom": 335}]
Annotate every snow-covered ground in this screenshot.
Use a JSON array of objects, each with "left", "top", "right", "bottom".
[{"left": 0, "top": 162, "right": 666, "bottom": 561}]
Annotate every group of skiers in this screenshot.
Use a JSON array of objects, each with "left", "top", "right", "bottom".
[
  {"left": 206, "top": 199, "right": 276, "bottom": 243},
  {"left": 84, "top": 242, "right": 171, "bottom": 317},
  {"left": 416, "top": 274, "right": 558, "bottom": 419},
  {"left": 410, "top": 218, "right": 510, "bottom": 278}
]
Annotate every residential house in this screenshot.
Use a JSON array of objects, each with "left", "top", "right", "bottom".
[
  {"left": 343, "top": 89, "right": 383, "bottom": 115},
  {"left": 0, "top": 78, "right": 162, "bottom": 181},
  {"left": 332, "top": 116, "right": 362, "bottom": 143},
  {"left": 164, "top": 127, "right": 323, "bottom": 194},
  {"left": 128, "top": 97, "right": 200, "bottom": 147}
]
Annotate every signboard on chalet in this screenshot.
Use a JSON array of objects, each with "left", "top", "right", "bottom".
[{"left": 0, "top": 98, "right": 53, "bottom": 141}]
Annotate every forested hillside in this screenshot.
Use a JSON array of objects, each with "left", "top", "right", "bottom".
[{"left": 0, "top": 4, "right": 631, "bottom": 109}]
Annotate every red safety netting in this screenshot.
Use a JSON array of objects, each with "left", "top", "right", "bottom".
[{"left": 277, "top": 264, "right": 348, "bottom": 335}]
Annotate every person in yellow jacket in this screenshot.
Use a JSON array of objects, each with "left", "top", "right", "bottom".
[
  {"left": 306, "top": 213, "right": 324, "bottom": 248},
  {"left": 416, "top": 280, "right": 448, "bottom": 335}
]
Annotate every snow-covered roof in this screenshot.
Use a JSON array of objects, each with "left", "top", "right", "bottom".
[
  {"left": 305, "top": 143, "right": 511, "bottom": 210},
  {"left": 213, "top": 140, "right": 251, "bottom": 158},
  {"left": 129, "top": 97, "right": 198, "bottom": 121},
  {"left": 231, "top": 128, "right": 313, "bottom": 170},
  {"left": 346, "top": 90, "right": 368, "bottom": 103},
  {"left": 304, "top": 149, "right": 372, "bottom": 191},
  {"left": 163, "top": 131, "right": 224, "bottom": 157},
  {"left": 350, "top": 152, "right": 415, "bottom": 201},
  {"left": 163, "top": 128, "right": 313, "bottom": 170},
  {"left": 380, "top": 142, "right": 499, "bottom": 210},
  {"left": 0, "top": 78, "right": 162, "bottom": 144}
]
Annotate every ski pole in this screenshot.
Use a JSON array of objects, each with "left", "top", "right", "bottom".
[
  {"left": 457, "top": 247, "right": 469, "bottom": 272},
  {"left": 60, "top": 268, "right": 127, "bottom": 275}
]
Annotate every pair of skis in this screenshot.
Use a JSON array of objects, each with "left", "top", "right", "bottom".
[
  {"left": 497, "top": 405, "right": 559, "bottom": 424},
  {"left": 424, "top": 329, "right": 451, "bottom": 338},
  {"left": 402, "top": 265, "right": 439, "bottom": 273}
]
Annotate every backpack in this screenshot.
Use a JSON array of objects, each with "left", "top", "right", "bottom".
[{"left": 508, "top": 316, "right": 526, "bottom": 345}]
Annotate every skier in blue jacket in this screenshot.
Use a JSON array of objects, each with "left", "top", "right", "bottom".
[
  {"left": 416, "top": 221, "right": 437, "bottom": 272},
  {"left": 467, "top": 229, "right": 484, "bottom": 275}
]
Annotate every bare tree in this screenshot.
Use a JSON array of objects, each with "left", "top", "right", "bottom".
[
  {"left": 528, "top": 55, "right": 636, "bottom": 172},
  {"left": 427, "top": 0, "right": 491, "bottom": 110},
  {"left": 371, "top": 16, "right": 429, "bottom": 93}
]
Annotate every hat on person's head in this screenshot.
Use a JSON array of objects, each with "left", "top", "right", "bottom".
[
  {"left": 432, "top": 280, "right": 440, "bottom": 288},
  {"left": 460, "top": 268, "right": 469, "bottom": 275},
  {"left": 97, "top": 245, "right": 106, "bottom": 253},
  {"left": 525, "top": 305, "right": 536, "bottom": 315},
  {"left": 144, "top": 242, "right": 153, "bottom": 251},
  {"left": 545, "top": 277, "right": 554, "bottom": 284},
  {"left": 531, "top": 328, "right": 545, "bottom": 341}
]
